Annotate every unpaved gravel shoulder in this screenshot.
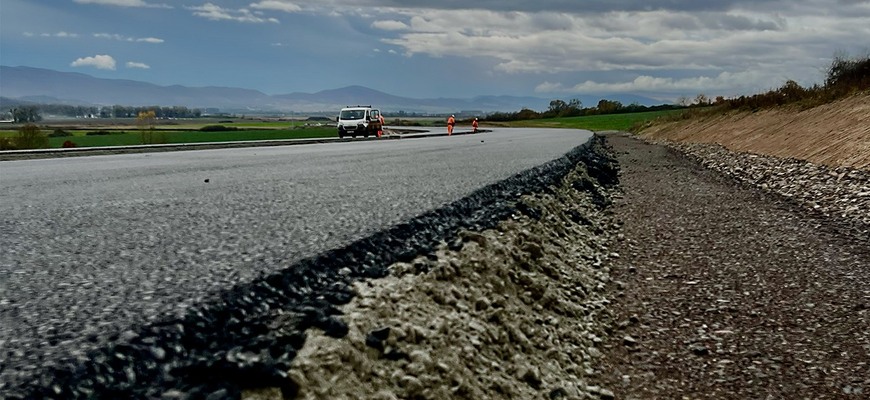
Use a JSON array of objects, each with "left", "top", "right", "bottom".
[
  {"left": 248, "top": 141, "right": 623, "bottom": 400},
  {"left": 590, "top": 133, "right": 870, "bottom": 399}
]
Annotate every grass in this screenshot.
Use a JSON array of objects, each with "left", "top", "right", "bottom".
[
  {"left": 492, "top": 110, "right": 685, "bottom": 131},
  {"left": 0, "top": 110, "right": 685, "bottom": 149},
  {"left": 1, "top": 127, "right": 337, "bottom": 149}
]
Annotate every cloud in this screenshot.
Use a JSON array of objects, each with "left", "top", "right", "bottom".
[
  {"left": 372, "top": 20, "right": 410, "bottom": 31},
  {"left": 93, "top": 33, "right": 164, "bottom": 43},
  {"left": 74, "top": 0, "right": 171, "bottom": 8},
  {"left": 378, "top": 9, "right": 805, "bottom": 73},
  {"left": 33, "top": 32, "right": 80, "bottom": 38},
  {"left": 126, "top": 62, "right": 151, "bottom": 69},
  {"left": 265, "top": 0, "right": 794, "bottom": 14},
  {"left": 71, "top": 55, "right": 117, "bottom": 70},
  {"left": 535, "top": 70, "right": 771, "bottom": 95},
  {"left": 250, "top": 1, "right": 302, "bottom": 13},
  {"left": 188, "top": 3, "right": 280, "bottom": 23}
]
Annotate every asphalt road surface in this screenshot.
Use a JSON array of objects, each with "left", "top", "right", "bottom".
[{"left": 0, "top": 128, "right": 592, "bottom": 387}]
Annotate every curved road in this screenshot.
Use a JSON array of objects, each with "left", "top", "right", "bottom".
[{"left": 0, "top": 128, "right": 591, "bottom": 384}]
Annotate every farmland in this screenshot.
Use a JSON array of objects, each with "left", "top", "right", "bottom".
[
  {"left": 492, "top": 109, "right": 684, "bottom": 131},
  {"left": 0, "top": 118, "right": 336, "bottom": 149},
  {"left": 0, "top": 110, "right": 683, "bottom": 150}
]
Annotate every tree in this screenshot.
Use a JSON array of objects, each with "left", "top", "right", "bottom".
[
  {"left": 548, "top": 99, "right": 568, "bottom": 114},
  {"left": 596, "top": 99, "right": 623, "bottom": 113},
  {"left": 10, "top": 106, "right": 42, "bottom": 123},
  {"left": 515, "top": 108, "right": 540, "bottom": 120},
  {"left": 676, "top": 96, "right": 691, "bottom": 107},
  {"left": 15, "top": 124, "right": 49, "bottom": 149},
  {"left": 137, "top": 110, "right": 159, "bottom": 144}
]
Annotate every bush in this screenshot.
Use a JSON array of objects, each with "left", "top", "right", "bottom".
[
  {"left": 48, "top": 129, "right": 73, "bottom": 137},
  {"left": 0, "top": 137, "right": 18, "bottom": 150},
  {"left": 62, "top": 140, "right": 77, "bottom": 148},
  {"left": 14, "top": 124, "right": 49, "bottom": 149},
  {"left": 200, "top": 125, "right": 238, "bottom": 132},
  {"left": 86, "top": 131, "right": 112, "bottom": 136},
  {"left": 826, "top": 54, "right": 867, "bottom": 90},
  {"left": 826, "top": 54, "right": 870, "bottom": 94}
]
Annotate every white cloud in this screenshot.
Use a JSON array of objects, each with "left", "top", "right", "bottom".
[
  {"left": 74, "top": 0, "right": 171, "bottom": 8},
  {"left": 188, "top": 3, "right": 280, "bottom": 23},
  {"left": 535, "top": 70, "right": 772, "bottom": 95},
  {"left": 126, "top": 61, "right": 150, "bottom": 69},
  {"left": 372, "top": 20, "right": 409, "bottom": 31},
  {"left": 250, "top": 1, "right": 302, "bottom": 13},
  {"left": 94, "top": 33, "right": 124, "bottom": 40},
  {"left": 38, "top": 32, "right": 80, "bottom": 38},
  {"left": 71, "top": 55, "right": 117, "bottom": 70},
  {"left": 94, "top": 33, "right": 164, "bottom": 43}
]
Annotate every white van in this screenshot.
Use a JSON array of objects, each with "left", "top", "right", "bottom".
[{"left": 337, "top": 106, "right": 382, "bottom": 138}]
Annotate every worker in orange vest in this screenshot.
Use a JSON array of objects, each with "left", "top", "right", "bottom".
[
  {"left": 377, "top": 114, "right": 385, "bottom": 137},
  {"left": 472, "top": 117, "right": 479, "bottom": 133},
  {"left": 447, "top": 115, "right": 455, "bottom": 135}
]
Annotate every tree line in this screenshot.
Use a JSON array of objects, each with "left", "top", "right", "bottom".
[
  {"left": 484, "top": 98, "right": 684, "bottom": 122},
  {"left": 5, "top": 104, "right": 203, "bottom": 122}
]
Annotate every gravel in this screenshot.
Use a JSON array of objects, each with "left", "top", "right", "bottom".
[
  {"left": 666, "top": 140, "right": 870, "bottom": 232},
  {"left": 591, "top": 133, "right": 870, "bottom": 399}
]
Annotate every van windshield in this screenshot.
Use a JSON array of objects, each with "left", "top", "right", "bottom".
[{"left": 340, "top": 110, "right": 365, "bottom": 120}]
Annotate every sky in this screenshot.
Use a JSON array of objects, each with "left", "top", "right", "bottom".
[{"left": 1, "top": 0, "right": 868, "bottom": 102}]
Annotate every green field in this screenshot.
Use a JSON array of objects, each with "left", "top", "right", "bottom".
[
  {"left": 0, "top": 110, "right": 684, "bottom": 149},
  {"left": 1, "top": 126, "right": 337, "bottom": 149},
  {"left": 499, "top": 110, "right": 684, "bottom": 131}
]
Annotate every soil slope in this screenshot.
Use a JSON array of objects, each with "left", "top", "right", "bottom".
[{"left": 640, "top": 93, "right": 870, "bottom": 170}]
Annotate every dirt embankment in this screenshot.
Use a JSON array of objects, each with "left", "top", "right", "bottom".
[
  {"left": 640, "top": 93, "right": 870, "bottom": 170},
  {"left": 244, "top": 140, "right": 623, "bottom": 400}
]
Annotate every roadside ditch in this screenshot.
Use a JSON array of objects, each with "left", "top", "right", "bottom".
[{"left": 658, "top": 140, "right": 869, "bottom": 235}]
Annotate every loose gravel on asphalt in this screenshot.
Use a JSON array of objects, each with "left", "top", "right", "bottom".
[{"left": 592, "top": 133, "right": 870, "bottom": 399}]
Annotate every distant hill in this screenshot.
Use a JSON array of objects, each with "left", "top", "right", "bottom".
[{"left": 0, "top": 66, "right": 662, "bottom": 114}]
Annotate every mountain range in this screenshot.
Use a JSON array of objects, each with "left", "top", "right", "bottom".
[{"left": 0, "top": 66, "right": 662, "bottom": 114}]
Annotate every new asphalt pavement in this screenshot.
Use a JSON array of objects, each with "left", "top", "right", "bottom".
[{"left": 0, "top": 128, "right": 592, "bottom": 391}]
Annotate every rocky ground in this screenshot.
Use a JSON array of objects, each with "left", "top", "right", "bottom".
[
  {"left": 661, "top": 141, "right": 869, "bottom": 232},
  {"left": 589, "top": 133, "right": 869, "bottom": 399}
]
